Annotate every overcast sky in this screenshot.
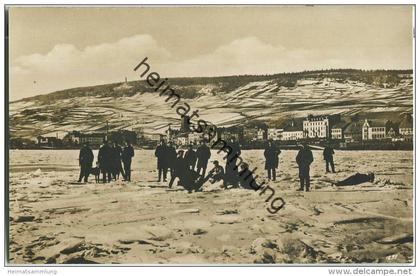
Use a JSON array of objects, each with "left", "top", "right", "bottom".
[{"left": 9, "top": 6, "right": 414, "bottom": 101}]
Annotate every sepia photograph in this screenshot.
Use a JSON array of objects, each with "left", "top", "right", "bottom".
[{"left": 5, "top": 4, "right": 415, "bottom": 267}]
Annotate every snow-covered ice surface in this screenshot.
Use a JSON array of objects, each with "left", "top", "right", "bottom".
[{"left": 8, "top": 149, "right": 413, "bottom": 264}]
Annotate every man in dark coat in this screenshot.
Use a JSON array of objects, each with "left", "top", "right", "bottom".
[
  {"left": 184, "top": 144, "right": 197, "bottom": 171},
  {"left": 155, "top": 140, "right": 168, "bottom": 182},
  {"left": 296, "top": 143, "right": 314, "bottom": 192},
  {"left": 264, "top": 140, "right": 281, "bottom": 181},
  {"left": 196, "top": 140, "right": 211, "bottom": 176},
  {"left": 166, "top": 141, "right": 177, "bottom": 177},
  {"left": 78, "top": 142, "right": 94, "bottom": 183},
  {"left": 168, "top": 150, "right": 187, "bottom": 188},
  {"left": 224, "top": 137, "right": 241, "bottom": 187},
  {"left": 323, "top": 144, "right": 336, "bottom": 173},
  {"left": 98, "top": 139, "right": 113, "bottom": 183},
  {"left": 111, "top": 141, "right": 125, "bottom": 180},
  {"left": 122, "top": 140, "right": 135, "bottom": 182}
]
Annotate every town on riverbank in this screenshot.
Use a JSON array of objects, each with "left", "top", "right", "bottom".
[{"left": 10, "top": 112, "right": 413, "bottom": 151}]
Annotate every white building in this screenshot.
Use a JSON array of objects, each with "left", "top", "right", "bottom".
[
  {"left": 176, "top": 135, "right": 188, "bottom": 146},
  {"left": 282, "top": 131, "right": 303, "bottom": 141},
  {"left": 268, "top": 128, "right": 283, "bottom": 141},
  {"left": 63, "top": 131, "right": 81, "bottom": 144},
  {"left": 331, "top": 122, "right": 350, "bottom": 140},
  {"left": 400, "top": 127, "right": 413, "bottom": 136},
  {"left": 303, "top": 115, "right": 330, "bottom": 139},
  {"left": 362, "top": 119, "right": 388, "bottom": 140},
  {"left": 257, "top": 129, "right": 266, "bottom": 140},
  {"left": 143, "top": 133, "right": 163, "bottom": 142},
  {"left": 281, "top": 122, "right": 303, "bottom": 141},
  {"left": 79, "top": 133, "right": 106, "bottom": 145},
  {"left": 188, "top": 132, "right": 202, "bottom": 144},
  {"left": 399, "top": 114, "right": 413, "bottom": 137}
]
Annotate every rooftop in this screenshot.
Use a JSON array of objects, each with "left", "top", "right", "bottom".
[
  {"left": 331, "top": 121, "right": 350, "bottom": 129},
  {"left": 399, "top": 114, "right": 413, "bottom": 128},
  {"left": 364, "top": 119, "right": 389, "bottom": 127}
]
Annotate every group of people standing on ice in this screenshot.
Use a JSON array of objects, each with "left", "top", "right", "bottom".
[
  {"left": 154, "top": 140, "right": 213, "bottom": 192},
  {"left": 78, "top": 140, "right": 134, "bottom": 183},
  {"left": 78, "top": 136, "right": 373, "bottom": 191},
  {"left": 153, "top": 137, "right": 337, "bottom": 192}
]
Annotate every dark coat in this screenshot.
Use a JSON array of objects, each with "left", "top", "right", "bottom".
[
  {"left": 296, "top": 148, "right": 314, "bottom": 168},
  {"left": 110, "top": 146, "right": 123, "bottom": 172},
  {"left": 79, "top": 146, "right": 94, "bottom": 166},
  {"left": 229, "top": 141, "right": 241, "bottom": 157},
  {"left": 173, "top": 158, "right": 201, "bottom": 192},
  {"left": 172, "top": 156, "right": 188, "bottom": 177},
  {"left": 337, "top": 173, "right": 374, "bottom": 186},
  {"left": 112, "top": 146, "right": 123, "bottom": 161},
  {"left": 264, "top": 145, "right": 281, "bottom": 169},
  {"left": 196, "top": 144, "right": 211, "bottom": 167},
  {"left": 122, "top": 145, "right": 134, "bottom": 162},
  {"left": 238, "top": 167, "right": 257, "bottom": 190},
  {"left": 166, "top": 146, "right": 177, "bottom": 168},
  {"left": 98, "top": 144, "right": 113, "bottom": 170},
  {"left": 209, "top": 164, "right": 224, "bottom": 176},
  {"left": 323, "top": 146, "right": 335, "bottom": 161},
  {"left": 184, "top": 149, "right": 197, "bottom": 167},
  {"left": 155, "top": 144, "right": 168, "bottom": 169},
  {"left": 225, "top": 141, "right": 241, "bottom": 170}
]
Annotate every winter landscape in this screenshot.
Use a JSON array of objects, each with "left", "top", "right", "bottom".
[
  {"left": 9, "top": 70, "right": 413, "bottom": 140},
  {"left": 8, "top": 70, "right": 414, "bottom": 264},
  {"left": 7, "top": 6, "right": 414, "bottom": 266}
]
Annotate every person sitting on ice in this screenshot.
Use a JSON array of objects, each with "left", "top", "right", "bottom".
[
  {"left": 201, "top": 160, "right": 225, "bottom": 184},
  {"left": 334, "top": 172, "right": 375, "bottom": 186}
]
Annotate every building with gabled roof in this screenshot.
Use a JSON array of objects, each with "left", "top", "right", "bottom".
[
  {"left": 362, "top": 119, "right": 394, "bottom": 140},
  {"left": 399, "top": 114, "right": 413, "bottom": 137},
  {"left": 331, "top": 121, "right": 350, "bottom": 140},
  {"left": 343, "top": 121, "right": 363, "bottom": 142},
  {"left": 281, "top": 120, "right": 304, "bottom": 141}
]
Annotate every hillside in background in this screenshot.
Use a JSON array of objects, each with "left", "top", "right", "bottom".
[{"left": 9, "top": 69, "right": 413, "bottom": 139}]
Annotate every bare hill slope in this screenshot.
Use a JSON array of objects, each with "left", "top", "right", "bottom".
[{"left": 9, "top": 69, "right": 413, "bottom": 138}]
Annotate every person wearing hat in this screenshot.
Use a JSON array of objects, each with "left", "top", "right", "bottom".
[
  {"left": 166, "top": 141, "right": 177, "bottom": 178},
  {"left": 155, "top": 140, "right": 169, "bottom": 182},
  {"left": 98, "top": 139, "right": 113, "bottom": 183},
  {"left": 168, "top": 150, "right": 187, "bottom": 188},
  {"left": 111, "top": 141, "right": 125, "bottom": 181},
  {"left": 323, "top": 143, "right": 336, "bottom": 173},
  {"left": 264, "top": 140, "right": 281, "bottom": 181},
  {"left": 122, "top": 140, "right": 135, "bottom": 182},
  {"left": 203, "top": 160, "right": 225, "bottom": 184},
  {"left": 196, "top": 140, "right": 211, "bottom": 177},
  {"left": 78, "top": 142, "right": 94, "bottom": 183},
  {"left": 296, "top": 142, "right": 314, "bottom": 192},
  {"left": 184, "top": 144, "right": 197, "bottom": 171}
]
